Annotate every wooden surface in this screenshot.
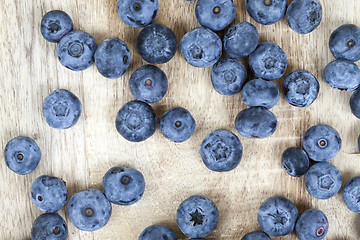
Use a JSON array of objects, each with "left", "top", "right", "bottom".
[{"left": 1, "top": 0, "right": 360, "bottom": 239}]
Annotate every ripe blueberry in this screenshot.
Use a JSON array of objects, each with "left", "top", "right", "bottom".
[
  {"left": 200, "top": 129, "right": 243, "bottom": 172},
  {"left": 95, "top": 38, "right": 131, "bottom": 79},
  {"left": 31, "top": 175, "right": 67, "bottom": 213},
  {"left": 56, "top": 30, "right": 97, "bottom": 71},
  {"left": 115, "top": 100, "right": 157, "bottom": 142},
  {"left": 103, "top": 166, "right": 145, "bottom": 205},
  {"left": 4, "top": 136, "right": 41, "bottom": 175},
  {"left": 42, "top": 89, "right": 82, "bottom": 129}
]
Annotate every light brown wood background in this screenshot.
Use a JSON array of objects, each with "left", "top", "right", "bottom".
[{"left": 1, "top": 0, "right": 360, "bottom": 239}]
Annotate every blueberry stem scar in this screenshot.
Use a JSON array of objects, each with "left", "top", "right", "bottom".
[
  {"left": 190, "top": 209, "right": 204, "bottom": 226},
  {"left": 85, "top": 208, "right": 94, "bottom": 217},
  {"left": 17, "top": 153, "right": 23, "bottom": 161},
  {"left": 121, "top": 175, "right": 131, "bottom": 185},
  {"left": 264, "top": 0, "right": 272, "bottom": 6},
  {"left": 145, "top": 79, "right": 152, "bottom": 86},
  {"left": 53, "top": 226, "right": 61, "bottom": 235},
  {"left": 213, "top": 6, "right": 221, "bottom": 14}
]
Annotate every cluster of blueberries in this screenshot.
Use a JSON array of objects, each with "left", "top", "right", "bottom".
[{"left": 4, "top": 0, "right": 360, "bottom": 239}]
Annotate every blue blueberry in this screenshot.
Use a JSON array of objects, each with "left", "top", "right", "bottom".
[
  {"left": 31, "top": 175, "right": 67, "bottom": 213},
  {"left": 117, "top": 0, "right": 159, "bottom": 28},
  {"left": 56, "top": 30, "right": 97, "bottom": 71},
  {"left": 4, "top": 136, "right": 41, "bottom": 175},
  {"left": 129, "top": 65, "right": 168, "bottom": 103},
  {"left": 103, "top": 166, "right": 145, "bottom": 205},
  {"left": 94, "top": 38, "right": 131, "bottom": 79},
  {"left": 31, "top": 213, "right": 68, "bottom": 240},
  {"left": 302, "top": 124, "right": 341, "bottom": 162},
  {"left": 295, "top": 209, "right": 328, "bottom": 240},
  {"left": 41, "top": 10, "right": 73, "bottom": 43},
  {"left": 350, "top": 88, "right": 360, "bottom": 118},
  {"left": 211, "top": 58, "right": 247, "bottom": 96},
  {"left": 43, "top": 89, "right": 82, "bottom": 129},
  {"left": 249, "top": 42, "right": 287, "bottom": 81},
  {"left": 115, "top": 100, "right": 157, "bottom": 142},
  {"left": 160, "top": 107, "right": 196, "bottom": 143},
  {"left": 195, "top": 0, "right": 236, "bottom": 31},
  {"left": 139, "top": 225, "right": 177, "bottom": 240},
  {"left": 200, "top": 129, "right": 243, "bottom": 172},
  {"left": 286, "top": 0, "right": 322, "bottom": 34},
  {"left": 323, "top": 59, "right": 360, "bottom": 91},
  {"left": 136, "top": 24, "right": 177, "bottom": 64},
  {"left": 283, "top": 70, "right": 319, "bottom": 107},
  {"left": 246, "top": 0, "right": 287, "bottom": 25},
  {"left": 257, "top": 196, "right": 298, "bottom": 237},
  {"left": 235, "top": 107, "right": 277, "bottom": 138},
  {"left": 342, "top": 176, "right": 360, "bottom": 213},
  {"left": 223, "top": 22, "right": 259, "bottom": 59},
  {"left": 305, "top": 162, "right": 342, "bottom": 199},
  {"left": 176, "top": 195, "right": 219, "bottom": 238},
  {"left": 67, "top": 189, "right": 112, "bottom": 231},
  {"left": 180, "top": 27, "right": 222, "bottom": 68},
  {"left": 241, "top": 78, "right": 280, "bottom": 109},
  {"left": 241, "top": 231, "right": 271, "bottom": 240},
  {"left": 281, "top": 147, "right": 310, "bottom": 177},
  {"left": 329, "top": 24, "right": 360, "bottom": 62}
]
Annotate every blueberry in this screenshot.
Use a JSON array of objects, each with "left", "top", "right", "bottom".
[
  {"left": 160, "top": 107, "right": 196, "bottom": 143},
  {"left": 302, "top": 124, "right": 341, "bottom": 162},
  {"left": 56, "top": 30, "right": 97, "bottom": 71},
  {"left": 136, "top": 24, "right": 177, "bottom": 64},
  {"left": 342, "top": 176, "right": 360, "bottom": 213},
  {"left": 329, "top": 24, "right": 360, "bottom": 62},
  {"left": 246, "top": 0, "right": 287, "bottom": 25},
  {"left": 305, "top": 162, "right": 342, "bottom": 199},
  {"left": 211, "top": 58, "right": 247, "bottom": 96},
  {"left": 200, "top": 129, "right": 243, "bottom": 172},
  {"left": 94, "top": 38, "right": 131, "bottom": 79},
  {"left": 241, "top": 231, "right": 271, "bottom": 240},
  {"left": 139, "top": 225, "right": 177, "bottom": 240},
  {"left": 115, "top": 100, "right": 157, "bottom": 142},
  {"left": 67, "top": 189, "right": 112, "bottom": 231},
  {"left": 117, "top": 0, "right": 159, "bottom": 28},
  {"left": 4, "top": 136, "right": 41, "bottom": 175},
  {"left": 283, "top": 70, "right": 319, "bottom": 107},
  {"left": 31, "top": 213, "right": 68, "bottom": 240},
  {"left": 223, "top": 22, "right": 259, "bottom": 59},
  {"left": 249, "top": 42, "right": 287, "bottom": 81},
  {"left": 41, "top": 10, "right": 73, "bottom": 43},
  {"left": 129, "top": 65, "right": 168, "bottom": 103},
  {"left": 323, "top": 59, "right": 360, "bottom": 91},
  {"left": 43, "top": 89, "right": 82, "bottom": 129},
  {"left": 195, "top": 0, "right": 236, "bottom": 31},
  {"left": 257, "top": 196, "right": 298, "bottom": 237},
  {"left": 295, "top": 209, "right": 328, "bottom": 240},
  {"left": 235, "top": 107, "right": 277, "bottom": 138},
  {"left": 350, "top": 88, "right": 360, "bottom": 118},
  {"left": 176, "top": 195, "right": 219, "bottom": 238},
  {"left": 241, "top": 78, "right": 280, "bottom": 109},
  {"left": 180, "top": 27, "right": 222, "bottom": 68},
  {"left": 103, "top": 166, "right": 145, "bottom": 205},
  {"left": 31, "top": 175, "right": 67, "bottom": 213},
  {"left": 286, "top": 0, "right": 322, "bottom": 34},
  {"left": 281, "top": 147, "right": 310, "bottom": 177}
]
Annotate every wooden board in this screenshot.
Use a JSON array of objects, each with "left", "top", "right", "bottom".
[{"left": 1, "top": 0, "right": 360, "bottom": 239}]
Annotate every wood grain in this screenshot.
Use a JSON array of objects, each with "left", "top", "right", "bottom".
[{"left": 1, "top": 0, "right": 360, "bottom": 239}]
